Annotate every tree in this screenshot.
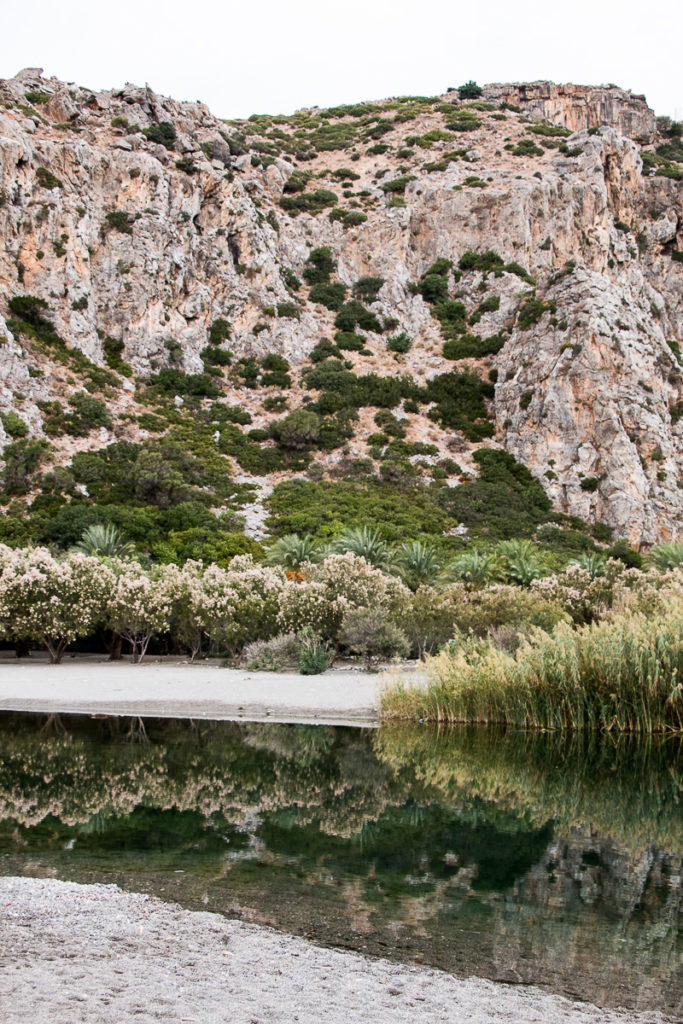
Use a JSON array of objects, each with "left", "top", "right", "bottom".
[
  {"left": 394, "top": 541, "right": 442, "bottom": 590},
  {"left": 330, "top": 525, "right": 396, "bottom": 572},
  {"left": 457, "top": 81, "right": 483, "bottom": 100}
]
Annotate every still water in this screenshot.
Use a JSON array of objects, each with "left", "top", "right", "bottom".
[{"left": 0, "top": 714, "right": 680, "bottom": 1013}]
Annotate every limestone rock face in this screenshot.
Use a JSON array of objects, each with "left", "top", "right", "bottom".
[
  {"left": 0, "top": 70, "right": 681, "bottom": 544},
  {"left": 482, "top": 81, "right": 657, "bottom": 143}
]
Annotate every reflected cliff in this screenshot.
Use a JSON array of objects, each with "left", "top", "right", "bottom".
[{"left": 0, "top": 714, "right": 680, "bottom": 1012}]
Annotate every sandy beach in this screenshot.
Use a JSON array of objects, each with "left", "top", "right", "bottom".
[
  {"left": 0, "top": 653, "right": 420, "bottom": 726},
  {"left": 0, "top": 876, "right": 673, "bottom": 1024}
]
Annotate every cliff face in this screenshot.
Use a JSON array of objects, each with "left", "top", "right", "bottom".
[{"left": 0, "top": 68, "right": 681, "bottom": 545}]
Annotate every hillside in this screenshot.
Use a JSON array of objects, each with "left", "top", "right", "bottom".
[{"left": 0, "top": 68, "right": 681, "bottom": 560}]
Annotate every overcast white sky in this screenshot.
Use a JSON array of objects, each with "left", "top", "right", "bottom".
[{"left": 1, "top": 0, "right": 681, "bottom": 120}]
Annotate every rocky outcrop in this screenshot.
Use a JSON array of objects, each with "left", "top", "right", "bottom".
[
  {"left": 0, "top": 69, "right": 681, "bottom": 544},
  {"left": 482, "top": 81, "right": 657, "bottom": 143}
]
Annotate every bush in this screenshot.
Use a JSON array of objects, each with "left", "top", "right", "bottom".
[
  {"left": 339, "top": 606, "right": 410, "bottom": 667},
  {"left": 353, "top": 276, "right": 385, "bottom": 302},
  {"left": 511, "top": 139, "right": 545, "bottom": 157},
  {"left": 35, "top": 166, "right": 62, "bottom": 189},
  {"left": 104, "top": 211, "right": 133, "bottom": 235},
  {"left": 142, "top": 122, "right": 176, "bottom": 149},
  {"left": 280, "top": 189, "right": 338, "bottom": 215},
  {"left": 334, "top": 301, "right": 382, "bottom": 333},
  {"left": 298, "top": 629, "right": 332, "bottom": 674},
  {"left": 517, "top": 295, "right": 556, "bottom": 330},
  {"left": 272, "top": 409, "right": 321, "bottom": 449},
  {"left": 386, "top": 332, "right": 412, "bottom": 354},
  {"left": 303, "top": 246, "right": 335, "bottom": 284},
  {"left": 443, "top": 333, "right": 505, "bottom": 360},
  {"left": 381, "top": 176, "right": 416, "bottom": 194},
  {"left": 309, "top": 282, "right": 347, "bottom": 310},
  {"left": 1, "top": 411, "right": 28, "bottom": 439},
  {"left": 244, "top": 632, "right": 301, "bottom": 671}
]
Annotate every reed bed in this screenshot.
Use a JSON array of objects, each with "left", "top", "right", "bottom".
[{"left": 382, "top": 603, "right": 683, "bottom": 733}]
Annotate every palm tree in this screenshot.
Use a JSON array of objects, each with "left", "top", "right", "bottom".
[
  {"left": 73, "top": 523, "right": 136, "bottom": 559},
  {"left": 569, "top": 552, "right": 606, "bottom": 579},
  {"left": 394, "top": 540, "right": 442, "bottom": 590},
  {"left": 264, "top": 533, "right": 320, "bottom": 570},
  {"left": 647, "top": 541, "right": 683, "bottom": 571},
  {"left": 441, "top": 548, "right": 499, "bottom": 588},
  {"left": 330, "top": 525, "right": 396, "bottom": 572},
  {"left": 497, "top": 539, "right": 546, "bottom": 587}
]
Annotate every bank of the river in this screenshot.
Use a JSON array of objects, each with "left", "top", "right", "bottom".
[
  {"left": 0, "top": 877, "right": 673, "bottom": 1024},
  {"left": 0, "top": 653, "right": 421, "bottom": 726}
]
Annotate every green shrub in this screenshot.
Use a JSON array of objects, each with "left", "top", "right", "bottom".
[
  {"left": 175, "top": 156, "right": 197, "bottom": 174},
  {"left": 459, "top": 250, "right": 504, "bottom": 273},
  {"left": 142, "top": 122, "right": 176, "bottom": 149},
  {"left": 510, "top": 138, "right": 545, "bottom": 157},
  {"left": 443, "top": 333, "right": 505, "bottom": 360},
  {"left": 330, "top": 208, "right": 368, "bottom": 227},
  {"left": 35, "top": 166, "right": 61, "bottom": 189},
  {"left": 517, "top": 295, "right": 556, "bottom": 330},
  {"left": 580, "top": 477, "right": 600, "bottom": 492},
  {"left": 353, "top": 276, "right": 385, "bottom": 302},
  {"left": 304, "top": 246, "right": 335, "bottom": 284},
  {"left": 310, "top": 339, "right": 342, "bottom": 362},
  {"left": 530, "top": 123, "right": 571, "bottom": 138},
  {"left": 1, "top": 411, "right": 28, "bottom": 438},
  {"left": 339, "top": 606, "right": 410, "bottom": 667},
  {"left": 272, "top": 409, "right": 321, "bottom": 449},
  {"left": 201, "top": 345, "right": 232, "bottom": 367},
  {"left": 381, "top": 175, "right": 416, "bottom": 194},
  {"left": 280, "top": 189, "right": 338, "bottom": 215},
  {"left": 309, "top": 282, "right": 347, "bottom": 310},
  {"left": 39, "top": 393, "right": 112, "bottom": 437},
  {"left": 386, "top": 332, "right": 412, "bottom": 354},
  {"left": 334, "top": 331, "right": 366, "bottom": 351},
  {"left": 283, "top": 170, "right": 313, "bottom": 193},
  {"left": 334, "top": 300, "right": 382, "bottom": 333},
  {"left": 277, "top": 301, "right": 300, "bottom": 319},
  {"left": 104, "top": 211, "right": 133, "bottom": 235},
  {"left": 0, "top": 438, "right": 50, "bottom": 496},
  {"left": 103, "top": 336, "right": 132, "bottom": 375},
  {"left": 298, "top": 630, "right": 332, "bottom": 674}
]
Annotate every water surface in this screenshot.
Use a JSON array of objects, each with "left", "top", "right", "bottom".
[{"left": 0, "top": 714, "right": 680, "bottom": 1012}]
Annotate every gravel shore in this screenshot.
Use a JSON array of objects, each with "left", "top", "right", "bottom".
[{"left": 0, "top": 877, "right": 672, "bottom": 1024}]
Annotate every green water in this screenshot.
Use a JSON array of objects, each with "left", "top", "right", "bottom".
[{"left": 0, "top": 714, "right": 680, "bottom": 1013}]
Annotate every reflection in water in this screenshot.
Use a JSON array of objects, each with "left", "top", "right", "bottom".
[{"left": 0, "top": 714, "right": 680, "bottom": 1012}]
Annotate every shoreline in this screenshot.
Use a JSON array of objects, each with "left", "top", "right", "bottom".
[
  {"left": 0, "top": 653, "right": 423, "bottom": 727},
  {"left": 0, "top": 876, "right": 673, "bottom": 1024}
]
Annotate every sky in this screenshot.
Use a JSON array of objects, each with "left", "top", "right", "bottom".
[{"left": 1, "top": 0, "right": 681, "bottom": 120}]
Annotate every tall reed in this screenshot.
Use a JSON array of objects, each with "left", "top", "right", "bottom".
[{"left": 382, "top": 603, "right": 683, "bottom": 733}]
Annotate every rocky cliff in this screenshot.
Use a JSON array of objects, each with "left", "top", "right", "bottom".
[{"left": 0, "top": 68, "right": 681, "bottom": 546}]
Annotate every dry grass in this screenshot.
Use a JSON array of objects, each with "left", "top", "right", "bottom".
[{"left": 382, "top": 601, "right": 683, "bottom": 733}]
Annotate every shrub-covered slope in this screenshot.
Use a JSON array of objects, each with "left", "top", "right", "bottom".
[{"left": 0, "top": 69, "right": 681, "bottom": 552}]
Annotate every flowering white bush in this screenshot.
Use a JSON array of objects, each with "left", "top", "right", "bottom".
[
  {"left": 106, "top": 560, "right": 173, "bottom": 662},
  {"left": 199, "top": 555, "right": 285, "bottom": 661},
  {"left": 159, "top": 561, "right": 206, "bottom": 660},
  {"left": 278, "top": 553, "right": 410, "bottom": 641},
  {"left": 0, "top": 544, "right": 114, "bottom": 662},
  {"left": 530, "top": 560, "right": 665, "bottom": 624}
]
